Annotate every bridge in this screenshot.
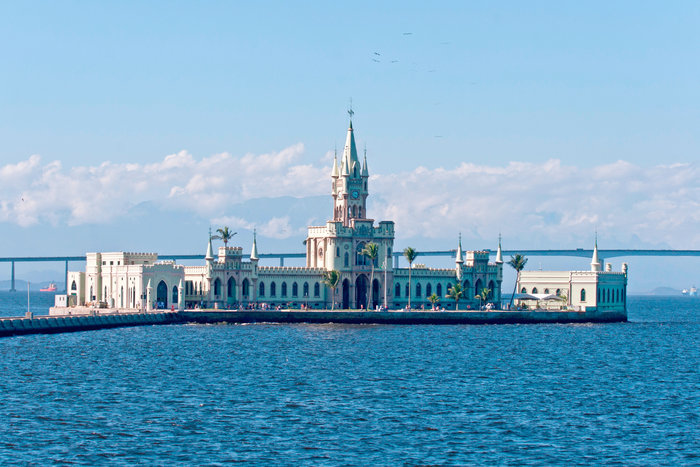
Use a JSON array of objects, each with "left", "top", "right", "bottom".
[{"left": 2, "top": 249, "right": 698, "bottom": 292}]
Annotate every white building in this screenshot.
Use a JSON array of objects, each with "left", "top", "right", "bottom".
[
  {"left": 63, "top": 118, "right": 504, "bottom": 311},
  {"left": 516, "top": 241, "right": 628, "bottom": 312}
]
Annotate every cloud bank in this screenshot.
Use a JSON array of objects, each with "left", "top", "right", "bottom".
[{"left": 0, "top": 148, "right": 697, "bottom": 248}]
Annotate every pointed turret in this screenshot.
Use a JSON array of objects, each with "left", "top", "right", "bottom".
[
  {"left": 331, "top": 152, "right": 339, "bottom": 178},
  {"left": 455, "top": 233, "right": 464, "bottom": 264},
  {"left": 361, "top": 146, "right": 369, "bottom": 177},
  {"left": 250, "top": 229, "right": 259, "bottom": 261},
  {"left": 455, "top": 233, "right": 464, "bottom": 280},
  {"left": 591, "top": 234, "right": 602, "bottom": 272},
  {"left": 205, "top": 231, "right": 214, "bottom": 262},
  {"left": 495, "top": 234, "right": 503, "bottom": 264},
  {"left": 342, "top": 120, "right": 360, "bottom": 178}
]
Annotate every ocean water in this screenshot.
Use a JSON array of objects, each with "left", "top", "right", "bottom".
[{"left": 0, "top": 295, "right": 698, "bottom": 465}]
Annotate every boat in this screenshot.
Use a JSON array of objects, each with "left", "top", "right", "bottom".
[{"left": 40, "top": 282, "right": 57, "bottom": 292}]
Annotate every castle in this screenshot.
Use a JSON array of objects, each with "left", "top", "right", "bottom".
[{"left": 64, "top": 119, "right": 504, "bottom": 311}]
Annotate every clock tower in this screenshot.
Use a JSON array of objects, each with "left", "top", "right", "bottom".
[{"left": 331, "top": 119, "right": 369, "bottom": 226}]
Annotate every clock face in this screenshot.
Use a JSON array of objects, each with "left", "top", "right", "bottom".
[{"left": 351, "top": 190, "right": 359, "bottom": 199}]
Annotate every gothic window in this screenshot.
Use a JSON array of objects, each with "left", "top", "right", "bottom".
[
  {"left": 581, "top": 289, "right": 586, "bottom": 301},
  {"left": 242, "top": 279, "right": 249, "bottom": 297},
  {"left": 405, "top": 283, "right": 410, "bottom": 297},
  {"left": 395, "top": 283, "right": 401, "bottom": 297},
  {"left": 259, "top": 282, "right": 265, "bottom": 297},
  {"left": 426, "top": 283, "right": 432, "bottom": 297},
  {"left": 282, "top": 282, "right": 288, "bottom": 297},
  {"left": 314, "top": 282, "right": 320, "bottom": 297},
  {"left": 336, "top": 247, "right": 340, "bottom": 257},
  {"left": 356, "top": 242, "right": 367, "bottom": 266},
  {"left": 556, "top": 288, "right": 561, "bottom": 296},
  {"left": 532, "top": 287, "right": 538, "bottom": 294},
  {"left": 270, "top": 282, "right": 276, "bottom": 297},
  {"left": 437, "top": 284, "right": 442, "bottom": 297},
  {"left": 344, "top": 252, "right": 349, "bottom": 267},
  {"left": 71, "top": 280, "right": 77, "bottom": 291},
  {"left": 521, "top": 287, "right": 527, "bottom": 293},
  {"left": 214, "top": 278, "right": 221, "bottom": 296},
  {"left": 303, "top": 282, "right": 309, "bottom": 297},
  {"left": 319, "top": 248, "right": 323, "bottom": 257},
  {"left": 172, "top": 286, "right": 178, "bottom": 304},
  {"left": 292, "top": 282, "right": 298, "bottom": 297},
  {"left": 227, "top": 277, "right": 235, "bottom": 298},
  {"left": 416, "top": 283, "right": 422, "bottom": 297},
  {"left": 544, "top": 288, "right": 549, "bottom": 294}
]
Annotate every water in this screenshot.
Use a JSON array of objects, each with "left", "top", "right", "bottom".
[{"left": 0, "top": 296, "right": 698, "bottom": 465}]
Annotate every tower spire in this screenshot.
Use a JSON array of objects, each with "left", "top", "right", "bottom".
[
  {"left": 455, "top": 233, "right": 464, "bottom": 264},
  {"left": 495, "top": 233, "right": 503, "bottom": 264},
  {"left": 250, "top": 228, "right": 259, "bottom": 261},
  {"left": 591, "top": 232, "right": 601, "bottom": 272}
]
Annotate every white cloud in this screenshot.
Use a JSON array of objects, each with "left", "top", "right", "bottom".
[{"left": 0, "top": 150, "right": 697, "bottom": 248}]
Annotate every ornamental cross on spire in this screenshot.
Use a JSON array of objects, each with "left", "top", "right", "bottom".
[{"left": 348, "top": 99, "right": 354, "bottom": 120}]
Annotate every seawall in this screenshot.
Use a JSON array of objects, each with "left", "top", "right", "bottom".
[
  {"left": 0, "top": 311, "right": 178, "bottom": 338},
  {"left": 1, "top": 308, "right": 626, "bottom": 338}
]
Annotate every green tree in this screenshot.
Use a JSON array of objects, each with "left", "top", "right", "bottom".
[
  {"left": 476, "top": 287, "right": 492, "bottom": 308},
  {"left": 403, "top": 247, "right": 417, "bottom": 308},
  {"left": 446, "top": 282, "right": 464, "bottom": 310},
  {"left": 213, "top": 226, "right": 237, "bottom": 247},
  {"left": 322, "top": 270, "right": 340, "bottom": 311},
  {"left": 507, "top": 254, "right": 528, "bottom": 309},
  {"left": 427, "top": 293, "right": 440, "bottom": 310},
  {"left": 361, "top": 242, "right": 379, "bottom": 309}
]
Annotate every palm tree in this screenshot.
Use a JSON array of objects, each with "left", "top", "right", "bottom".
[
  {"left": 403, "top": 247, "right": 417, "bottom": 309},
  {"left": 322, "top": 270, "right": 340, "bottom": 311},
  {"left": 507, "top": 254, "right": 528, "bottom": 309},
  {"left": 361, "top": 242, "right": 379, "bottom": 309},
  {"left": 213, "top": 226, "right": 237, "bottom": 247},
  {"left": 427, "top": 293, "right": 440, "bottom": 310},
  {"left": 476, "top": 287, "right": 491, "bottom": 309},
  {"left": 446, "top": 282, "right": 464, "bottom": 310}
]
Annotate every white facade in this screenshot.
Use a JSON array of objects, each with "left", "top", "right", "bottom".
[{"left": 62, "top": 119, "right": 504, "bottom": 311}]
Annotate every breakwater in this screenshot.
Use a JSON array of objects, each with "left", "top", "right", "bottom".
[
  {"left": 0, "top": 311, "right": 178, "bottom": 337},
  {"left": 1, "top": 308, "right": 626, "bottom": 337}
]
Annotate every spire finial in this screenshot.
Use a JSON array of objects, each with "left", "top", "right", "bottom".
[{"left": 348, "top": 98, "right": 354, "bottom": 120}]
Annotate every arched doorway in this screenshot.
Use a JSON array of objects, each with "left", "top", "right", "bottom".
[
  {"left": 372, "top": 279, "right": 380, "bottom": 309},
  {"left": 488, "top": 280, "right": 495, "bottom": 301},
  {"left": 342, "top": 278, "right": 350, "bottom": 309},
  {"left": 355, "top": 275, "right": 368, "bottom": 309},
  {"left": 227, "top": 277, "right": 235, "bottom": 304},
  {"left": 156, "top": 280, "right": 168, "bottom": 309},
  {"left": 172, "top": 286, "right": 178, "bottom": 307},
  {"left": 474, "top": 279, "right": 483, "bottom": 299}
]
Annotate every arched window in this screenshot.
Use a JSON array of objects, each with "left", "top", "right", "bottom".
[
  {"left": 395, "top": 283, "right": 401, "bottom": 297},
  {"left": 463, "top": 280, "right": 471, "bottom": 292},
  {"left": 581, "top": 289, "right": 586, "bottom": 301},
  {"left": 416, "top": 283, "right": 422, "bottom": 297},
  {"left": 426, "top": 283, "right": 432, "bottom": 297},
  {"left": 120, "top": 286, "right": 124, "bottom": 307},
  {"left": 521, "top": 287, "right": 527, "bottom": 293},
  {"left": 303, "top": 282, "right": 309, "bottom": 297},
  {"left": 532, "top": 287, "right": 538, "bottom": 294},
  {"left": 242, "top": 279, "right": 249, "bottom": 297},
  {"left": 356, "top": 242, "right": 366, "bottom": 266},
  {"left": 336, "top": 247, "right": 340, "bottom": 257},
  {"left": 259, "top": 282, "right": 265, "bottom": 297},
  {"left": 172, "top": 285, "right": 178, "bottom": 304},
  {"left": 292, "top": 282, "right": 298, "bottom": 297},
  {"left": 556, "top": 288, "right": 561, "bottom": 296},
  {"left": 314, "top": 282, "right": 320, "bottom": 297},
  {"left": 214, "top": 278, "right": 221, "bottom": 296},
  {"left": 344, "top": 252, "right": 349, "bottom": 267},
  {"left": 89, "top": 285, "right": 93, "bottom": 300},
  {"left": 71, "top": 280, "right": 77, "bottom": 291},
  {"left": 544, "top": 288, "right": 549, "bottom": 294},
  {"left": 282, "top": 282, "right": 288, "bottom": 297},
  {"left": 437, "top": 284, "right": 442, "bottom": 297},
  {"left": 405, "top": 283, "right": 410, "bottom": 297},
  {"left": 270, "top": 282, "right": 276, "bottom": 297}
]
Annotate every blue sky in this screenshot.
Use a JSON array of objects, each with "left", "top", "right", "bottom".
[{"left": 0, "top": 1, "right": 698, "bottom": 291}]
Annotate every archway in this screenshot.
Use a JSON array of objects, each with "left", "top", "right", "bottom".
[
  {"left": 172, "top": 286, "right": 178, "bottom": 307},
  {"left": 355, "top": 275, "right": 368, "bottom": 309},
  {"left": 475, "top": 279, "right": 483, "bottom": 298},
  {"left": 342, "top": 278, "right": 350, "bottom": 309},
  {"left": 227, "top": 277, "right": 236, "bottom": 300},
  {"left": 156, "top": 280, "right": 168, "bottom": 309},
  {"left": 372, "top": 279, "right": 380, "bottom": 309}
]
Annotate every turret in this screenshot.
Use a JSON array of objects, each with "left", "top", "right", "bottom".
[
  {"left": 455, "top": 233, "right": 463, "bottom": 280},
  {"left": 331, "top": 150, "right": 339, "bottom": 178},
  {"left": 205, "top": 230, "right": 214, "bottom": 279},
  {"left": 361, "top": 147, "right": 369, "bottom": 177},
  {"left": 250, "top": 229, "right": 259, "bottom": 262},
  {"left": 495, "top": 234, "right": 503, "bottom": 264},
  {"left": 591, "top": 235, "right": 602, "bottom": 272}
]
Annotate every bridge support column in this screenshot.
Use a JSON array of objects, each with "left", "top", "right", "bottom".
[
  {"left": 10, "top": 261, "right": 16, "bottom": 292},
  {"left": 280, "top": 257, "right": 284, "bottom": 267},
  {"left": 65, "top": 260, "right": 69, "bottom": 293}
]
